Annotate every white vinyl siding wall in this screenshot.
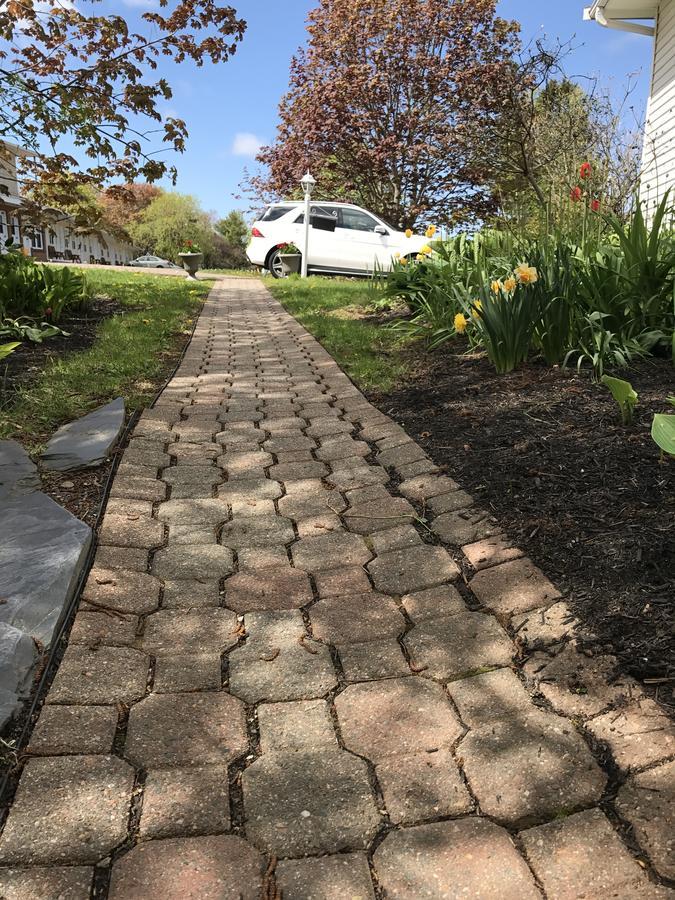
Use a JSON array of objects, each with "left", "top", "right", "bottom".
[{"left": 641, "top": 0, "right": 675, "bottom": 214}]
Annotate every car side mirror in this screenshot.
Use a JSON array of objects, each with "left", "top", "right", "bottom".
[{"left": 374, "top": 225, "right": 388, "bottom": 235}]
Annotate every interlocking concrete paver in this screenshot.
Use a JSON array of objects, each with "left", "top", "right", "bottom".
[
  {"left": 0, "top": 867, "right": 93, "bottom": 900},
  {"left": 4, "top": 279, "right": 657, "bottom": 896},
  {"left": 108, "top": 835, "right": 264, "bottom": 899},
  {"left": 336, "top": 677, "right": 463, "bottom": 761},
  {"left": 125, "top": 692, "right": 247, "bottom": 767},
  {"left": 0, "top": 756, "right": 134, "bottom": 864},
  {"left": 275, "top": 853, "right": 375, "bottom": 900},
  {"left": 242, "top": 750, "right": 380, "bottom": 856},
  {"left": 615, "top": 759, "right": 675, "bottom": 879},
  {"left": 139, "top": 765, "right": 231, "bottom": 838},
  {"left": 373, "top": 818, "right": 541, "bottom": 899},
  {"left": 520, "top": 808, "right": 664, "bottom": 899}
]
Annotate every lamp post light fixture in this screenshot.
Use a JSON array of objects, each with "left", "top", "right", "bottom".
[{"left": 300, "top": 171, "right": 316, "bottom": 278}]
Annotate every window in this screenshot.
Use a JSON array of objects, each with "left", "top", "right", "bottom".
[
  {"left": 10, "top": 216, "right": 20, "bottom": 243},
  {"left": 294, "top": 205, "right": 340, "bottom": 225},
  {"left": 338, "top": 208, "right": 379, "bottom": 232},
  {"left": 261, "top": 205, "right": 295, "bottom": 222},
  {"left": 0, "top": 211, "right": 7, "bottom": 239},
  {"left": 30, "top": 229, "right": 44, "bottom": 250}
]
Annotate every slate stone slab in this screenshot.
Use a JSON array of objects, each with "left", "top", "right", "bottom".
[
  {"left": 0, "top": 493, "right": 92, "bottom": 646},
  {"left": 0, "top": 440, "right": 40, "bottom": 501},
  {"left": 0, "top": 623, "right": 38, "bottom": 730},
  {"left": 41, "top": 397, "right": 125, "bottom": 471}
]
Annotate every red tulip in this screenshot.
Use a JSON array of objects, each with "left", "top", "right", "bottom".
[
  {"left": 590, "top": 198, "right": 600, "bottom": 212},
  {"left": 580, "top": 162, "right": 591, "bottom": 179},
  {"left": 570, "top": 186, "right": 582, "bottom": 202}
]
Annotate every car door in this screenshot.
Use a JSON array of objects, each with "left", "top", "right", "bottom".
[
  {"left": 292, "top": 204, "right": 341, "bottom": 269},
  {"left": 336, "top": 207, "right": 390, "bottom": 273}
]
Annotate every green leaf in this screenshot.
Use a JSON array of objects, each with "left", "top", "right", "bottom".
[
  {"left": 0, "top": 341, "right": 20, "bottom": 361},
  {"left": 600, "top": 374, "right": 638, "bottom": 424},
  {"left": 651, "top": 413, "right": 675, "bottom": 456}
]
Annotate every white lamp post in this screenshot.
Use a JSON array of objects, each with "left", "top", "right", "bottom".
[{"left": 300, "top": 171, "right": 316, "bottom": 278}]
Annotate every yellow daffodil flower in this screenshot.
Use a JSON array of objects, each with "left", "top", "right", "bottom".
[
  {"left": 491, "top": 280, "right": 502, "bottom": 294},
  {"left": 416, "top": 254, "right": 424, "bottom": 261},
  {"left": 425, "top": 225, "right": 437, "bottom": 238},
  {"left": 514, "top": 264, "right": 538, "bottom": 285},
  {"left": 472, "top": 299, "right": 482, "bottom": 319},
  {"left": 454, "top": 313, "right": 468, "bottom": 334},
  {"left": 400, "top": 257, "right": 408, "bottom": 266},
  {"left": 405, "top": 228, "right": 413, "bottom": 239},
  {"left": 393, "top": 251, "right": 401, "bottom": 259},
  {"left": 503, "top": 276, "right": 517, "bottom": 292},
  {"left": 420, "top": 244, "right": 433, "bottom": 256}
]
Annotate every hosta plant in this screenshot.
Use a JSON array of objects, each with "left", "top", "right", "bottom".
[
  {"left": 651, "top": 414, "right": 675, "bottom": 457},
  {"left": 600, "top": 374, "right": 638, "bottom": 424}
]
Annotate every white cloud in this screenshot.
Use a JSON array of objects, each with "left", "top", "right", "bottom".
[
  {"left": 231, "top": 132, "right": 264, "bottom": 157},
  {"left": 121, "top": 0, "right": 159, "bottom": 7}
]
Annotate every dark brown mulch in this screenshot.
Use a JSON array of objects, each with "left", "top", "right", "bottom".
[
  {"left": 0, "top": 297, "right": 125, "bottom": 398},
  {"left": 372, "top": 345, "right": 674, "bottom": 695}
]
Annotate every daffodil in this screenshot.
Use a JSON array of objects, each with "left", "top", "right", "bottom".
[
  {"left": 420, "top": 244, "right": 433, "bottom": 256},
  {"left": 405, "top": 228, "right": 413, "bottom": 239},
  {"left": 514, "top": 264, "right": 538, "bottom": 285},
  {"left": 454, "top": 313, "right": 468, "bottom": 334},
  {"left": 425, "top": 225, "right": 437, "bottom": 238},
  {"left": 400, "top": 257, "right": 408, "bottom": 266},
  {"left": 472, "top": 299, "right": 482, "bottom": 319},
  {"left": 491, "top": 280, "right": 501, "bottom": 295},
  {"left": 393, "top": 251, "right": 401, "bottom": 259},
  {"left": 416, "top": 254, "right": 424, "bottom": 261},
  {"left": 503, "top": 276, "right": 517, "bottom": 292}
]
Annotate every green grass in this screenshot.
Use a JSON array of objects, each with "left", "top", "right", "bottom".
[
  {"left": 0, "top": 268, "right": 211, "bottom": 449},
  {"left": 267, "top": 276, "right": 413, "bottom": 393}
]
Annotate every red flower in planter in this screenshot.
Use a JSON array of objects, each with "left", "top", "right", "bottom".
[
  {"left": 580, "top": 162, "right": 591, "bottom": 179},
  {"left": 590, "top": 198, "right": 600, "bottom": 212},
  {"left": 570, "top": 186, "right": 582, "bottom": 202}
]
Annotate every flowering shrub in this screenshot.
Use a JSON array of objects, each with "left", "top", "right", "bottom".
[
  {"left": 278, "top": 242, "right": 301, "bottom": 254},
  {"left": 179, "top": 240, "right": 202, "bottom": 254}
]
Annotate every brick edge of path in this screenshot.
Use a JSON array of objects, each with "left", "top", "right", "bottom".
[{"left": 0, "top": 278, "right": 672, "bottom": 900}]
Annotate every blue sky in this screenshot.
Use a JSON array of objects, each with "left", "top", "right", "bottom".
[{"left": 133, "top": 0, "right": 655, "bottom": 218}]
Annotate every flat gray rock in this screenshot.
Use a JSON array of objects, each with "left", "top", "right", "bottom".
[
  {"left": 0, "top": 623, "right": 39, "bottom": 730},
  {"left": 0, "top": 493, "right": 92, "bottom": 646},
  {"left": 41, "top": 397, "right": 125, "bottom": 471},
  {"left": 0, "top": 440, "right": 40, "bottom": 501}
]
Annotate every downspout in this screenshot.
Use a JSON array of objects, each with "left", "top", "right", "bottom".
[{"left": 583, "top": 1, "right": 655, "bottom": 36}]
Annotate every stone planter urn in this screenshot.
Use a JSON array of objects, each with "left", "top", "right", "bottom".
[
  {"left": 178, "top": 252, "right": 203, "bottom": 280},
  {"left": 279, "top": 252, "right": 301, "bottom": 275}
]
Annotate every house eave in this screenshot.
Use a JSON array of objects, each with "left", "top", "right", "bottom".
[{"left": 584, "top": 0, "right": 657, "bottom": 35}]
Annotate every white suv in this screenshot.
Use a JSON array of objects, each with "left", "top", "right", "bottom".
[{"left": 246, "top": 201, "right": 430, "bottom": 277}]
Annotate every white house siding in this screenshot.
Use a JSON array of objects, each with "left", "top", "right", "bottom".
[{"left": 641, "top": 0, "right": 675, "bottom": 215}]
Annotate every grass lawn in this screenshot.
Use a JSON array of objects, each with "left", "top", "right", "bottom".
[
  {"left": 267, "top": 276, "right": 413, "bottom": 392},
  {"left": 0, "top": 268, "right": 211, "bottom": 449}
]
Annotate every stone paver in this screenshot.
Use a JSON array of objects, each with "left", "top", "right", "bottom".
[
  {"left": 5, "top": 279, "right": 663, "bottom": 893},
  {"left": 242, "top": 750, "right": 380, "bottom": 856},
  {"left": 0, "top": 756, "right": 134, "bottom": 864},
  {"left": 520, "top": 808, "right": 666, "bottom": 899},
  {"left": 374, "top": 818, "right": 541, "bottom": 899},
  {"left": 108, "top": 835, "right": 264, "bottom": 899}
]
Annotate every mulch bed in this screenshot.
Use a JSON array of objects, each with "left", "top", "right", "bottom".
[{"left": 372, "top": 345, "right": 674, "bottom": 700}]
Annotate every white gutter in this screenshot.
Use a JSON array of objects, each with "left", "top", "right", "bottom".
[{"left": 584, "top": 0, "right": 655, "bottom": 36}]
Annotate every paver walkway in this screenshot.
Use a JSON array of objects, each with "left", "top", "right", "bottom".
[{"left": 1, "top": 278, "right": 673, "bottom": 899}]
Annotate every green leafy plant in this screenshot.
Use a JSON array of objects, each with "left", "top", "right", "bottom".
[
  {"left": 0, "top": 318, "right": 68, "bottom": 343},
  {"left": 0, "top": 342, "right": 20, "bottom": 361},
  {"left": 41, "top": 266, "right": 90, "bottom": 322},
  {"left": 651, "top": 414, "right": 675, "bottom": 457},
  {"left": 179, "top": 239, "right": 202, "bottom": 254},
  {"left": 277, "top": 242, "right": 301, "bottom": 255},
  {"left": 600, "top": 374, "right": 638, "bottom": 424}
]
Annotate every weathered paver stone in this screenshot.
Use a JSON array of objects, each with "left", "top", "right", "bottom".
[
  {"left": 125, "top": 692, "right": 247, "bottom": 767},
  {"left": 0, "top": 756, "right": 134, "bottom": 864},
  {"left": 0, "top": 866, "right": 93, "bottom": 899},
  {"left": 335, "top": 678, "right": 463, "bottom": 761},
  {"left": 140, "top": 765, "right": 231, "bottom": 838},
  {"left": 523, "top": 643, "right": 642, "bottom": 718},
  {"left": 217, "top": 477, "right": 282, "bottom": 503},
  {"left": 512, "top": 600, "right": 581, "bottom": 648},
  {"left": 219, "top": 514, "right": 295, "bottom": 548},
  {"left": 162, "top": 579, "right": 220, "bottom": 609},
  {"left": 615, "top": 759, "right": 675, "bottom": 879},
  {"left": 242, "top": 750, "right": 380, "bottom": 856},
  {"left": 339, "top": 638, "right": 411, "bottom": 681},
  {"left": 108, "top": 835, "right": 264, "bottom": 900},
  {"left": 257, "top": 699, "right": 337, "bottom": 752},
  {"left": 314, "top": 566, "right": 372, "bottom": 598},
  {"left": 404, "top": 612, "right": 513, "bottom": 680},
  {"left": 69, "top": 610, "right": 138, "bottom": 647},
  {"left": 48, "top": 645, "right": 149, "bottom": 705},
  {"left": 462, "top": 535, "right": 524, "bottom": 570},
  {"left": 432, "top": 508, "right": 502, "bottom": 546},
  {"left": 376, "top": 749, "right": 472, "bottom": 824},
  {"left": 110, "top": 475, "right": 166, "bottom": 502},
  {"left": 369, "top": 523, "right": 422, "bottom": 554},
  {"left": 28, "top": 704, "right": 118, "bottom": 755},
  {"left": 344, "top": 496, "right": 416, "bottom": 534},
  {"left": 291, "top": 531, "right": 372, "bottom": 572},
  {"left": 373, "top": 818, "right": 541, "bottom": 899},
  {"left": 470, "top": 557, "right": 561, "bottom": 616},
  {"left": 368, "top": 545, "right": 459, "bottom": 595},
  {"left": 155, "top": 498, "right": 229, "bottom": 525},
  {"left": 310, "top": 592, "right": 406, "bottom": 646},
  {"left": 82, "top": 567, "right": 161, "bottom": 616},
  {"left": 427, "top": 488, "right": 474, "bottom": 514},
  {"left": 151, "top": 544, "right": 234, "bottom": 579},
  {"left": 228, "top": 635, "right": 336, "bottom": 703},
  {"left": 94, "top": 545, "right": 148, "bottom": 573},
  {"left": 397, "top": 473, "right": 460, "bottom": 502},
  {"left": 41, "top": 396, "right": 125, "bottom": 471},
  {"left": 142, "top": 608, "right": 238, "bottom": 655},
  {"left": 586, "top": 698, "right": 675, "bottom": 772},
  {"left": 275, "top": 853, "right": 375, "bottom": 900},
  {"left": 153, "top": 654, "right": 222, "bottom": 692},
  {"left": 520, "top": 808, "right": 665, "bottom": 899},
  {"left": 98, "top": 514, "right": 164, "bottom": 550},
  {"left": 401, "top": 584, "right": 466, "bottom": 621}
]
